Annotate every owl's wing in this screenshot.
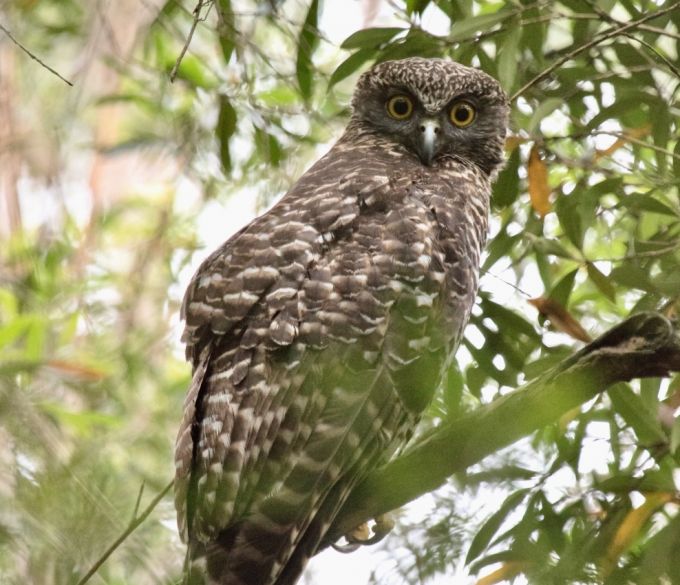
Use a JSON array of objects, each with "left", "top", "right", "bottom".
[
  {"left": 175, "top": 152, "right": 470, "bottom": 585},
  {"left": 175, "top": 158, "right": 373, "bottom": 541},
  {"left": 181, "top": 222, "right": 446, "bottom": 585}
]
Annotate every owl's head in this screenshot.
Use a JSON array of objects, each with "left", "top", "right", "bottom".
[{"left": 351, "top": 58, "right": 509, "bottom": 176}]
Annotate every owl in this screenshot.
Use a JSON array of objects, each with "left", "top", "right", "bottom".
[{"left": 175, "top": 57, "right": 509, "bottom": 585}]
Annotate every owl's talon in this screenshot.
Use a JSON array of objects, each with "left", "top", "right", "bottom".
[
  {"left": 335, "top": 514, "right": 395, "bottom": 552},
  {"left": 332, "top": 541, "right": 361, "bottom": 553},
  {"left": 369, "top": 513, "right": 395, "bottom": 544}
]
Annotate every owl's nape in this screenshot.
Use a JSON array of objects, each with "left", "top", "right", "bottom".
[{"left": 175, "top": 57, "right": 508, "bottom": 585}]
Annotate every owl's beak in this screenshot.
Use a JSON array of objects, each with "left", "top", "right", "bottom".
[{"left": 418, "top": 119, "right": 440, "bottom": 166}]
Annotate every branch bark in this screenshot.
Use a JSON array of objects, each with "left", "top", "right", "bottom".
[{"left": 326, "top": 312, "right": 680, "bottom": 546}]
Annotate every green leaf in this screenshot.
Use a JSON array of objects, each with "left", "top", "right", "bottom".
[
  {"left": 24, "top": 318, "right": 47, "bottom": 361},
  {"left": 531, "top": 237, "right": 575, "bottom": 259},
  {"left": 555, "top": 192, "right": 583, "bottom": 249},
  {"left": 465, "top": 489, "right": 529, "bottom": 564},
  {"left": 492, "top": 146, "right": 520, "bottom": 207},
  {"left": 620, "top": 193, "right": 679, "bottom": 217},
  {"left": 521, "top": 6, "right": 545, "bottom": 63},
  {"left": 40, "top": 402, "right": 121, "bottom": 437},
  {"left": 638, "top": 513, "right": 680, "bottom": 585},
  {"left": 256, "top": 85, "right": 300, "bottom": 106},
  {"left": 254, "top": 126, "right": 282, "bottom": 167},
  {"left": 653, "top": 271, "right": 680, "bottom": 296},
  {"left": 296, "top": 0, "right": 320, "bottom": 100},
  {"left": 340, "top": 27, "right": 404, "bottom": 50},
  {"left": 443, "top": 363, "right": 464, "bottom": 416},
  {"left": 464, "top": 466, "right": 538, "bottom": 486},
  {"left": 377, "top": 29, "right": 442, "bottom": 61},
  {"left": 215, "top": 0, "right": 235, "bottom": 63},
  {"left": 671, "top": 415, "right": 680, "bottom": 455},
  {"left": 586, "top": 262, "right": 615, "bottom": 302},
  {"left": 329, "top": 48, "right": 375, "bottom": 88},
  {"left": 650, "top": 97, "right": 670, "bottom": 174},
  {"left": 610, "top": 263, "right": 655, "bottom": 292},
  {"left": 549, "top": 268, "right": 579, "bottom": 308},
  {"left": 406, "top": 0, "right": 431, "bottom": 15},
  {"left": 527, "top": 98, "right": 563, "bottom": 135},
  {"left": 480, "top": 297, "right": 540, "bottom": 340},
  {"left": 217, "top": 95, "right": 237, "bottom": 174},
  {"left": 174, "top": 55, "right": 218, "bottom": 88},
  {"left": 449, "top": 10, "right": 512, "bottom": 41},
  {"left": 498, "top": 24, "right": 521, "bottom": 92},
  {"left": 608, "top": 384, "right": 667, "bottom": 445},
  {"left": 587, "top": 96, "right": 646, "bottom": 130}
]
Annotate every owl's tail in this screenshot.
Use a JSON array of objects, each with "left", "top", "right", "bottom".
[
  {"left": 182, "top": 524, "right": 315, "bottom": 585},
  {"left": 182, "top": 480, "right": 352, "bottom": 585}
]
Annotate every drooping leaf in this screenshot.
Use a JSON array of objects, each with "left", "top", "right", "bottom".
[
  {"left": 528, "top": 297, "right": 591, "bottom": 342},
  {"left": 406, "top": 0, "right": 431, "bottom": 15},
  {"left": 608, "top": 384, "right": 667, "bottom": 445},
  {"left": 492, "top": 146, "right": 520, "bottom": 207},
  {"left": 329, "top": 47, "right": 375, "bottom": 88},
  {"left": 497, "top": 23, "right": 521, "bottom": 92},
  {"left": 586, "top": 262, "right": 616, "bottom": 302},
  {"left": 296, "top": 0, "right": 320, "bottom": 100},
  {"left": 527, "top": 145, "right": 551, "bottom": 217},
  {"left": 340, "top": 27, "right": 405, "bottom": 49},
  {"left": 600, "top": 492, "right": 674, "bottom": 578},
  {"left": 527, "top": 98, "right": 563, "bottom": 135},
  {"left": 215, "top": 0, "right": 235, "bottom": 63},
  {"left": 638, "top": 513, "right": 680, "bottom": 585},
  {"left": 217, "top": 95, "right": 237, "bottom": 174},
  {"left": 466, "top": 489, "right": 530, "bottom": 564},
  {"left": 377, "top": 29, "right": 442, "bottom": 61},
  {"left": 548, "top": 268, "right": 579, "bottom": 308},
  {"left": 594, "top": 125, "right": 650, "bottom": 161},
  {"left": 449, "top": 10, "right": 512, "bottom": 41}
]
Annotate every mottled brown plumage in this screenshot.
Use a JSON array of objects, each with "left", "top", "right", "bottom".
[{"left": 175, "top": 57, "right": 509, "bottom": 585}]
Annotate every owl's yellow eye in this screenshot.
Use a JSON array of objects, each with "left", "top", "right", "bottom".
[
  {"left": 386, "top": 95, "right": 414, "bottom": 120},
  {"left": 449, "top": 102, "right": 476, "bottom": 127}
]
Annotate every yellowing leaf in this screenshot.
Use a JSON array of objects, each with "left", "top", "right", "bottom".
[
  {"left": 476, "top": 561, "right": 530, "bottom": 585},
  {"left": 46, "top": 359, "right": 108, "bottom": 382},
  {"left": 528, "top": 297, "right": 592, "bottom": 342},
  {"left": 528, "top": 145, "right": 551, "bottom": 217},
  {"left": 586, "top": 262, "right": 616, "bottom": 302},
  {"left": 505, "top": 135, "right": 527, "bottom": 151},
  {"left": 594, "top": 125, "right": 651, "bottom": 161},
  {"left": 600, "top": 492, "right": 674, "bottom": 578}
]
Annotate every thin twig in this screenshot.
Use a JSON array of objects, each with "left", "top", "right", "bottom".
[
  {"left": 0, "top": 22, "right": 73, "bottom": 86},
  {"left": 596, "top": 130, "right": 680, "bottom": 162},
  {"left": 170, "top": 0, "right": 208, "bottom": 82},
  {"left": 622, "top": 32, "right": 680, "bottom": 80},
  {"left": 77, "top": 479, "right": 174, "bottom": 585},
  {"left": 511, "top": 0, "right": 680, "bottom": 101},
  {"left": 132, "top": 481, "right": 146, "bottom": 520}
]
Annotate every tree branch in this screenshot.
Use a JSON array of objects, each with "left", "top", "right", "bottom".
[
  {"left": 510, "top": 0, "right": 680, "bottom": 101},
  {"left": 0, "top": 22, "right": 73, "bottom": 86},
  {"left": 170, "top": 0, "right": 208, "bottom": 83},
  {"left": 326, "top": 312, "right": 680, "bottom": 546},
  {"left": 77, "top": 479, "right": 174, "bottom": 585}
]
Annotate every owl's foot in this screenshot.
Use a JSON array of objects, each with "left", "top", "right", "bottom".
[{"left": 332, "top": 514, "right": 395, "bottom": 553}]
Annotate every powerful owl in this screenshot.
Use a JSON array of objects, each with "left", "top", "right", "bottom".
[{"left": 175, "top": 57, "right": 509, "bottom": 585}]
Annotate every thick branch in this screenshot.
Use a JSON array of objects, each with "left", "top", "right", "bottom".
[{"left": 326, "top": 312, "right": 680, "bottom": 545}]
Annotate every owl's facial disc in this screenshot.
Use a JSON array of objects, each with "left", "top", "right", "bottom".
[{"left": 417, "top": 118, "right": 440, "bottom": 166}]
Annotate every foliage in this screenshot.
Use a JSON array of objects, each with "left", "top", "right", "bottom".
[{"left": 0, "top": 0, "right": 679, "bottom": 584}]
